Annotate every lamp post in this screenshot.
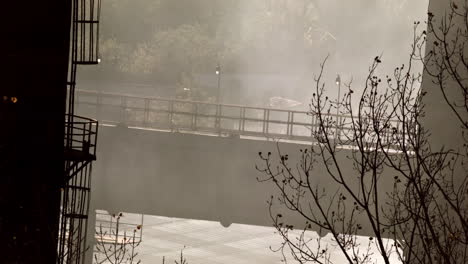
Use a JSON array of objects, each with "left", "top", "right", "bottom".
[
  {"left": 215, "top": 64, "right": 221, "bottom": 104},
  {"left": 335, "top": 74, "right": 341, "bottom": 139},
  {"left": 215, "top": 64, "right": 221, "bottom": 130},
  {"left": 335, "top": 74, "right": 341, "bottom": 115}
]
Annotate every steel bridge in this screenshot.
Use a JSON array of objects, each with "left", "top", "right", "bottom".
[{"left": 75, "top": 89, "right": 403, "bottom": 145}]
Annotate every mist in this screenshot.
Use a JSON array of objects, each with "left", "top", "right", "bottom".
[
  {"left": 76, "top": 1, "right": 433, "bottom": 263},
  {"left": 78, "top": 0, "right": 428, "bottom": 110}
]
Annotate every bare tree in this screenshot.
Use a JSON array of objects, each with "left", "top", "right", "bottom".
[
  {"left": 256, "top": 2, "right": 468, "bottom": 264},
  {"left": 161, "top": 248, "right": 189, "bottom": 264},
  {"left": 93, "top": 212, "right": 192, "bottom": 264},
  {"left": 94, "top": 213, "right": 142, "bottom": 264}
]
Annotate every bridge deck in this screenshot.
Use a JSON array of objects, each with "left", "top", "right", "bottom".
[{"left": 75, "top": 89, "right": 403, "bottom": 145}]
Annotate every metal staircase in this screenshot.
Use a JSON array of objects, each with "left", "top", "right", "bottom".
[{"left": 58, "top": 0, "right": 101, "bottom": 263}]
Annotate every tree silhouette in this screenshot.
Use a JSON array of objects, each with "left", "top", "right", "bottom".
[
  {"left": 94, "top": 213, "right": 142, "bottom": 264},
  {"left": 257, "top": 2, "right": 468, "bottom": 263}
]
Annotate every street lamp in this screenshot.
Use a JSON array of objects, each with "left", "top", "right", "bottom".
[
  {"left": 335, "top": 74, "right": 341, "bottom": 114},
  {"left": 215, "top": 65, "right": 221, "bottom": 104},
  {"left": 335, "top": 74, "right": 342, "bottom": 139},
  {"left": 214, "top": 64, "right": 223, "bottom": 130}
]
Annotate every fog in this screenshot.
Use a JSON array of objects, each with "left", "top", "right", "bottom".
[
  {"left": 78, "top": 0, "right": 428, "bottom": 110},
  {"left": 78, "top": 2, "right": 433, "bottom": 263}
]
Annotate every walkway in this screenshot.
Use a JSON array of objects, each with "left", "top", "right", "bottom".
[{"left": 75, "top": 89, "right": 370, "bottom": 143}]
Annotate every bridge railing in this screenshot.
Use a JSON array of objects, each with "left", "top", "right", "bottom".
[{"left": 75, "top": 89, "right": 406, "bottom": 144}]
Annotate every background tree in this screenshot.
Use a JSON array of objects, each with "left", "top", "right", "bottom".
[
  {"left": 256, "top": 1, "right": 468, "bottom": 263},
  {"left": 80, "top": 0, "right": 426, "bottom": 106}
]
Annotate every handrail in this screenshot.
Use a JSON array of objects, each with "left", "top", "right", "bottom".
[
  {"left": 75, "top": 90, "right": 322, "bottom": 141},
  {"left": 76, "top": 89, "right": 313, "bottom": 114},
  {"left": 65, "top": 114, "right": 99, "bottom": 158},
  {"left": 75, "top": 89, "right": 406, "bottom": 145}
]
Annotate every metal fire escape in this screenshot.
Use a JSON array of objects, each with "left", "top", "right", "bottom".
[{"left": 58, "top": 0, "right": 101, "bottom": 263}]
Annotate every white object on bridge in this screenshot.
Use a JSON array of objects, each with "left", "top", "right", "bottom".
[{"left": 268, "top": 96, "right": 302, "bottom": 108}]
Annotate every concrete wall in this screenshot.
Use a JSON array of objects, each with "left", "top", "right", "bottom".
[
  {"left": 421, "top": 0, "right": 468, "bottom": 150},
  {"left": 93, "top": 127, "right": 290, "bottom": 228},
  {"left": 91, "top": 126, "right": 398, "bottom": 237}
]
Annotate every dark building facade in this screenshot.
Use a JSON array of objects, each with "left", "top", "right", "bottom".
[{"left": 0, "top": 1, "right": 71, "bottom": 263}]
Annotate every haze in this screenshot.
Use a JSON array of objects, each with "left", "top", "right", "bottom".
[{"left": 79, "top": 0, "right": 429, "bottom": 108}]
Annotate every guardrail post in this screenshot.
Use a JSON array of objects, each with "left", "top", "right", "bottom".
[
  {"left": 266, "top": 109, "right": 270, "bottom": 135},
  {"left": 240, "top": 107, "right": 245, "bottom": 133},
  {"left": 120, "top": 96, "right": 127, "bottom": 125},
  {"left": 144, "top": 99, "right": 149, "bottom": 127},
  {"left": 334, "top": 115, "right": 340, "bottom": 140},
  {"left": 238, "top": 107, "right": 243, "bottom": 133},
  {"left": 311, "top": 115, "right": 315, "bottom": 137},
  {"left": 288, "top": 112, "right": 293, "bottom": 137},
  {"left": 169, "top": 100, "right": 174, "bottom": 132},
  {"left": 96, "top": 91, "right": 102, "bottom": 121},
  {"left": 192, "top": 102, "right": 197, "bottom": 131},
  {"left": 215, "top": 104, "right": 221, "bottom": 133}
]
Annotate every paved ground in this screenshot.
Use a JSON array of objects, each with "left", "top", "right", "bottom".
[{"left": 94, "top": 211, "right": 403, "bottom": 264}]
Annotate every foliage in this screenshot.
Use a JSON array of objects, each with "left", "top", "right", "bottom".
[
  {"left": 126, "top": 24, "right": 217, "bottom": 80},
  {"left": 92, "top": 0, "right": 329, "bottom": 79}
]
